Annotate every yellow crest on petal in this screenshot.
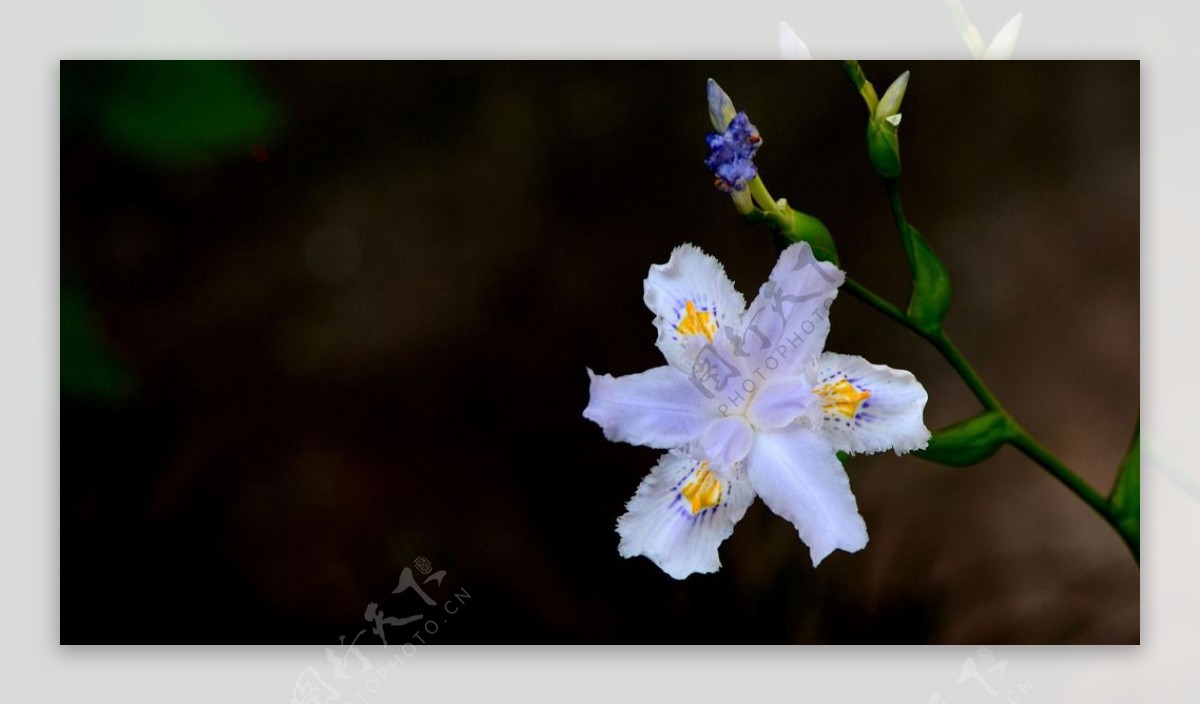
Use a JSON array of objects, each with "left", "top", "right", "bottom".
[
  {"left": 676, "top": 300, "right": 717, "bottom": 343},
  {"left": 815, "top": 379, "right": 870, "bottom": 419},
  {"left": 680, "top": 461, "right": 722, "bottom": 514}
]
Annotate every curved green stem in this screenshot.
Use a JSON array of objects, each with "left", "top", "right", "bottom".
[
  {"left": 843, "top": 278, "right": 1002, "bottom": 415},
  {"left": 1008, "top": 426, "right": 1111, "bottom": 521},
  {"left": 843, "top": 275, "right": 1135, "bottom": 560},
  {"left": 748, "top": 176, "right": 778, "bottom": 214},
  {"left": 926, "top": 334, "right": 1003, "bottom": 413},
  {"left": 842, "top": 276, "right": 913, "bottom": 333},
  {"left": 840, "top": 181, "right": 1138, "bottom": 561},
  {"left": 878, "top": 177, "right": 1001, "bottom": 412},
  {"left": 883, "top": 179, "right": 915, "bottom": 263},
  {"left": 1010, "top": 424, "right": 1138, "bottom": 559},
  {"left": 829, "top": 61, "right": 1134, "bottom": 561}
]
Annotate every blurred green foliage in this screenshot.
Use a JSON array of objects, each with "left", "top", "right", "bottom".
[
  {"left": 63, "top": 60, "right": 279, "bottom": 167},
  {"left": 60, "top": 61, "right": 280, "bottom": 399},
  {"left": 61, "top": 279, "right": 133, "bottom": 400}
]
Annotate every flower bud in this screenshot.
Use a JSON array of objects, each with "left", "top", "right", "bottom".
[
  {"left": 706, "top": 78, "right": 737, "bottom": 132},
  {"left": 875, "top": 70, "right": 908, "bottom": 123},
  {"left": 704, "top": 79, "right": 762, "bottom": 195},
  {"left": 866, "top": 71, "right": 909, "bottom": 179}
]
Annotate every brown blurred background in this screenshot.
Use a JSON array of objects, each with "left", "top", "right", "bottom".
[{"left": 60, "top": 61, "right": 1138, "bottom": 644}]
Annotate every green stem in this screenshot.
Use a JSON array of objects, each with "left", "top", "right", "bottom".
[
  {"left": 842, "top": 60, "right": 879, "bottom": 113},
  {"left": 842, "top": 280, "right": 999, "bottom": 412},
  {"left": 877, "top": 177, "right": 1001, "bottom": 411},
  {"left": 843, "top": 276, "right": 914, "bottom": 333},
  {"left": 843, "top": 276, "right": 1135, "bottom": 559},
  {"left": 883, "top": 179, "right": 915, "bottom": 263},
  {"left": 927, "top": 334, "right": 1003, "bottom": 413},
  {"left": 748, "top": 176, "right": 778, "bottom": 214},
  {"left": 1009, "top": 424, "right": 1136, "bottom": 559},
  {"left": 842, "top": 182, "right": 1138, "bottom": 560},
  {"left": 836, "top": 60, "right": 1138, "bottom": 561},
  {"left": 843, "top": 279, "right": 1002, "bottom": 415},
  {"left": 1007, "top": 427, "right": 1110, "bottom": 519}
]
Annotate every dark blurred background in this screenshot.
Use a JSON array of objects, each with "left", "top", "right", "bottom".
[{"left": 60, "top": 61, "right": 1138, "bottom": 645}]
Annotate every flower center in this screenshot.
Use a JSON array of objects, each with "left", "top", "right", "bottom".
[
  {"left": 814, "top": 379, "right": 870, "bottom": 419},
  {"left": 680, "top": 461, "right": 722, "bottom": 514},
  {"left": 676, "top": 299, "right": 717, "bottom": 343}
]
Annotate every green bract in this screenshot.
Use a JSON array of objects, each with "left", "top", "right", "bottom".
[{"left": 917, "top": 411, "right": 1012, "bottom": 466}]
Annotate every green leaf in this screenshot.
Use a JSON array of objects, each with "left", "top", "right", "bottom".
[
  {"left": 903, "top": 223, "right": 951, "bottom": 333},
  {"left": 915, "top": 410, "right": 1012, "bottom": 467},
  {"left": 1109, "top": 420, "right": 1140, "bottom": 557}
]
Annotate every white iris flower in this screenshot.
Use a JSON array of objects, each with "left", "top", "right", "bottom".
[{"left": 584, "top": 242, "right": 931, "bottom": 579}]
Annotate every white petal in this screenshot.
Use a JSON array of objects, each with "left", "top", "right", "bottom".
[
  {"left": 643, "top": 243, "right": 747, "bottom": 373},
  {"left": 875, "top": 71, "right": 909, "bottom": 120},
  {"left": 747, "top": 375, "right": 819, "bottom": 431},
  {"left": 747, "top": 426, "right": 868, "bottom": 566},
  {"left": 700, "top": 416, "right": 754, "bottom": 466},
  {"left": 584, "top": 366, "right": 715, "bottom": 450},
  {"left": 983, "top": 13, "right": 1023, "bottom": 60},
  {"left": 778, "top": 22, "right": 812, "bottom": 60},
  {"left": 617, "top": 451, "right": 756, "bottom": 579},
  {"left": 814, "top": 352, "right": 931, "bottom": 455},
  {"left": 735, "top": 242, "right": 844, "bottom": 379}
]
